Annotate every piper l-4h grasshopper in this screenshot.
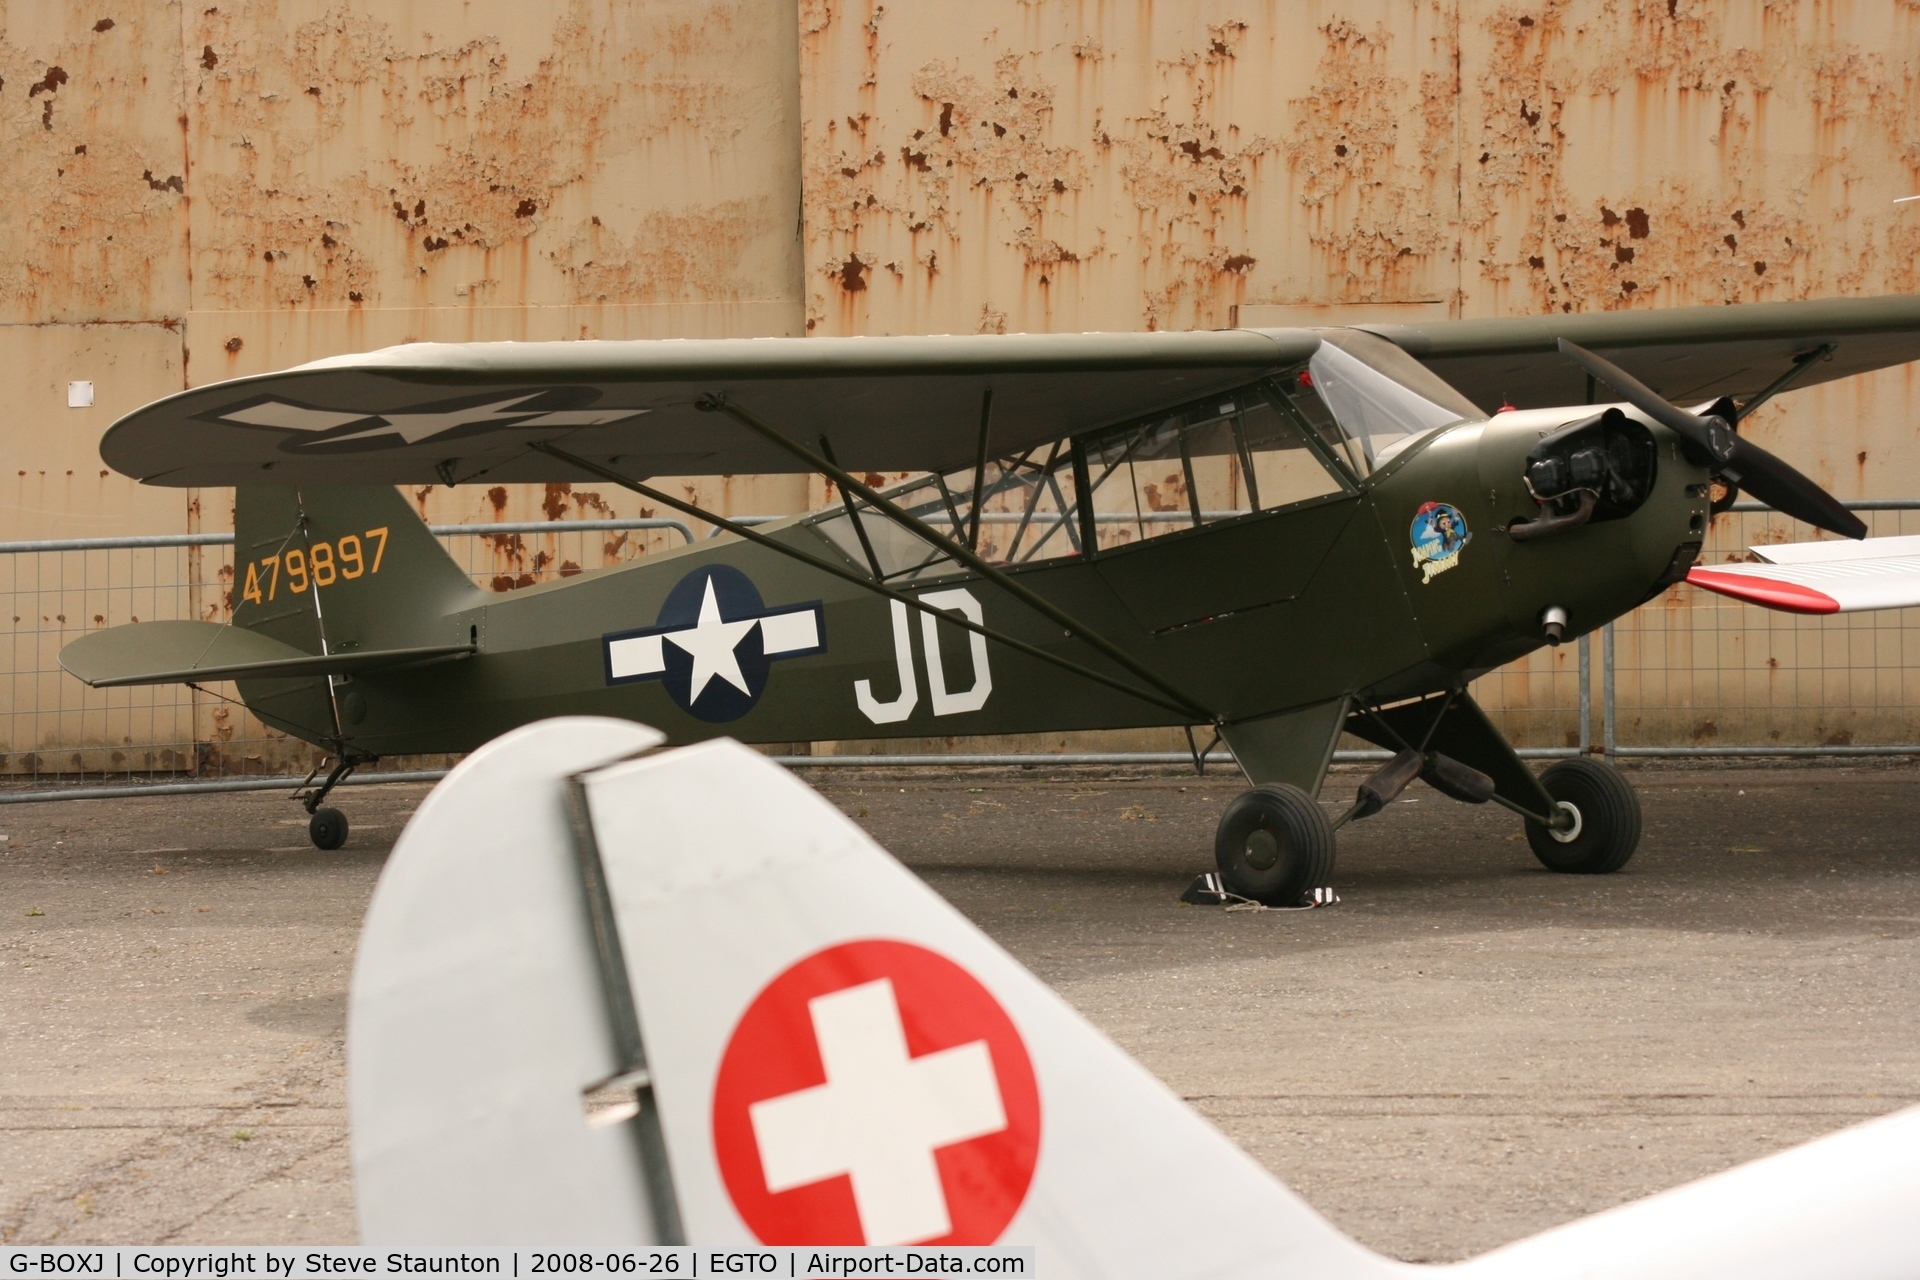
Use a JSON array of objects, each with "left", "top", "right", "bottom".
[{"left": 61, "top": 295, "right": 1920, "bottom": 902}]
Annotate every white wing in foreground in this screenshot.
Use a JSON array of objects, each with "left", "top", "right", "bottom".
[
  {"left": 350, "top": 719, "right": 1920, "bottom": 1278},
  {"left": 1687, "top": 533, "right": 1920, "bottom": 613}
]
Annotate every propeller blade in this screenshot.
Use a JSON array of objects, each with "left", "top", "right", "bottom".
[
  {"left": 1723, "top": 437, "right": 1868, "bottom": 540},
  {"left": 1557, "top": 338, "right": 1864, "bottom": 540},
  {"left": 1556, "top": 338, "right": 1732, "bottom": 462}
]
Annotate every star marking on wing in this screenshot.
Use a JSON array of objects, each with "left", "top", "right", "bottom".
[
  {"left": 217, "top": 396, "right": 649, "bottom": 447},
  {"left": 320, "top": 394, "right": 546, "bottom": 445},
  {"left": 664, "top": 578, "right": 759, "bottom": 702}
]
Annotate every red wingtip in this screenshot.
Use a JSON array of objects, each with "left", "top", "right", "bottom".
[{"left": 1685, "top": 567, "right": 1840, "bottom": 614}]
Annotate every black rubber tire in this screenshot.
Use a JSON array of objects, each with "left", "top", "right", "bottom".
[
  {"left": 1524, "top": 759, "right": 1640, "bottom": 874},
  {"left": 309, "top": 806, "right": 349, "bottom": 851},
  {"left": 1214, "top": 784, "right": 1337, "bottom": 906}
]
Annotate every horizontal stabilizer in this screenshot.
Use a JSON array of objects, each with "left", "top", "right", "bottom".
[
  {"left": 1687, "top": 534, "right": 1920, "bottom": 613},
  {"left": 59, "top": 619, "right": 473, "bottom": 687}
]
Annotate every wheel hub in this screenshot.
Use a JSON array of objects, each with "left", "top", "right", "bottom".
[
  {"left": 1244, "top": 828, "right": 1280, "bottom": 870},
  {"left": 1548, "top": 800, "right": 1583, "bottom": 844}
]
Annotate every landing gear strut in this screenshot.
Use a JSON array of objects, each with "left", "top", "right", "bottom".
[
  {"left": 295, "top": 755, "right": 371, "bottom": 850},
  {"left": 1209, "top": 691, "right": 1645, "bottom": 903}
]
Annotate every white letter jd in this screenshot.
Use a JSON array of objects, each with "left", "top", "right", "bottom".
[
  {"left": 855, "top": 589, "right": 992, "bottom": 725},
  {"left": 854, "top": 600, "right": 919, "bottom": 724}
]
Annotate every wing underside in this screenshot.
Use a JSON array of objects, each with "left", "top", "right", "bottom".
[
  {"left": 1686, "top": 534, "right": 1920, "bottom": 614},
  {"left": 1364, "top": 293, "right": 1920, "bottom": 412}
]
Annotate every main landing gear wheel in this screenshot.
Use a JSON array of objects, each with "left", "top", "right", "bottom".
[
  {"left": 1215, "top": 784, "right": 1336, "bottom": 906},
  {"left": 309, "top": 806, "right": 350, "bottom": 851},
  {"left": 1524, "top": 758, "right": 1641, "bottom": 874}
]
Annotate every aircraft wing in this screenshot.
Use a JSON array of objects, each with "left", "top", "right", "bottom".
[
  {"left": 349, "top": 716, "right": 1920, "bottom": 1275},
  {"left": 98, "top": 329, "right": 1317, "bottom": 488},
  {"left": 1685, "top": 534, "right": 1920, "bottom": 614},
  {"left": 1361, "top": 293, "right": 1920, "bottom": 412},
  {"left": 99, "top": 295, "right": 1920, "bottom": 487}
]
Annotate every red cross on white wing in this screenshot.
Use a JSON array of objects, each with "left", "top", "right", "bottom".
[{"left": 711, "top": 940, "right": 1041, "bottom": 1246}]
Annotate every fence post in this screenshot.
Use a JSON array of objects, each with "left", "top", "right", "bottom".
[
  {"left": 1578, "top": 631, "right": 1591, "bottom": 753},
  {"left": 1602, "top": 621, "right": 1617, "bottom": 757}
]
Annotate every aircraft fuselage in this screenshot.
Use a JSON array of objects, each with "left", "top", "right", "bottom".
[{"left": 234, "top": 405, "right": 1708, "bottom": 758}]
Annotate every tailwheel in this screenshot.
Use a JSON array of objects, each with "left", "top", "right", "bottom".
[
  {"left": 309, "top": 806, "right": 350, "bottom": 851},
  {"left": 1215, "top": 784, "right": 1336, "bottom": 906},
  {"left": 297, "top": 754, "right": 368, "bottom": 852},
  {"left": 1524, "top": 758, "right": 1641, "bottom": 874}
]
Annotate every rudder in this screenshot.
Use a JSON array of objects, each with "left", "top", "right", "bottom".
[{"left": 232, "top": 485, "right": 479, "bottom": 656}]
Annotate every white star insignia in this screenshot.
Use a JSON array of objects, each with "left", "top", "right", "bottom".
[{"left": 665, "top": 578, "right": 759, "bottom": 702}]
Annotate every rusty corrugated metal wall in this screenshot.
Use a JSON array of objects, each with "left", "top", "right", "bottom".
[
  {"left": 4, "top": 1, "right": 1920, "bottom": 757},
  {"left": 2, "top": 0, "right": 811, "bottom": 543}
]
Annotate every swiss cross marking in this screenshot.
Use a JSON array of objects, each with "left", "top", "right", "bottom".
[
  {"left": 750, "top": 979, "right": 1007, "bottom": 1245},
  {"left": 712, "top": 940, "right": 1041, "bottom": 1246}
]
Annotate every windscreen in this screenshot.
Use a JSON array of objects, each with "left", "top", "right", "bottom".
[{"left": 1304, "top": 330, "right": 1485, "bottom": 474}]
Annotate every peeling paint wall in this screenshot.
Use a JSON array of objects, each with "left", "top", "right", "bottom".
[
  {"left": 798, "top": 0, "right": 1463, "bottom": 336},
  {"left": 3, "top": 0, "right": 807, "bottom": 529},
  {"left": 2, "top": 0, "right": 808, "bottom": 530},
  {"left": 1453, "top": 3, "right": 1920, "bottom": 334},
  {"left": 181, "top": 0, "right": 810, "bottom": 533},
  {"left": 799, "top": 0, "right": 1920, "bottom": 335},
  {"left": 0, "top": 0, "right": 808, "bottom": 766}
]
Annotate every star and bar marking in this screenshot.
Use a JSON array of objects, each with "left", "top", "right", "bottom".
[
  {"left": 602, "top": 565, "right": 825, "bottom": 722},
  {"left": 607, "top": 578, "right": 822, "bottom": 700},
  {"left": 217, "top": 394, "right": 648, "bottom": 448}
]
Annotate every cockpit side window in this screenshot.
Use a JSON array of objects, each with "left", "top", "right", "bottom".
[
  {"left": 805, "top": 442, "right": 1083, "bottom": 581},
  {"left": 1075, "top": 383, "right": 1352, "bottom": 552},
  {"left": 800, "top": 370, "right": 1385, "bottom": 578}
]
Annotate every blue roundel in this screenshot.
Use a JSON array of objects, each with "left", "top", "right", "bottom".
[{"left": 602, "top": 565, "right": 826, "bottom": 724}]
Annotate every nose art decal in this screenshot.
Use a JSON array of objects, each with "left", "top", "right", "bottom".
[{"left": 1411, "top": 501, "right": 1472, "bottom": 583}]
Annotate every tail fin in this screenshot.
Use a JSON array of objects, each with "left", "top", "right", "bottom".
[
  {"left": 348, "top": 722, "right": 1401, "bottom": 1276},
  {"left": 233, "top": 485, "right": 478, "bottom": 654}
]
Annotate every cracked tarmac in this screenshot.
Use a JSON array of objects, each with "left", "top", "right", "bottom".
[{"left": 2, "top": 759, "right": 1916, "bottom": 1260}]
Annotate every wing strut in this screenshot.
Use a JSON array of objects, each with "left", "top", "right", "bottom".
[
  {"left": 967, "top": 388, "right": 994, "bottom": 552},
  {"left": 693, "top": 393, "right": 1214, "bottom": 722},
  {"left": 816, "top": 435, "right": 886, "bottom": 580},
  {"left": 1736, "top": 343, "right": 1836, "bottom": 422},
  {"left": 527, "top": 442, "right": 1209, "bottom": 721}
]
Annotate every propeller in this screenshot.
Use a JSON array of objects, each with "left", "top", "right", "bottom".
[{"left": 1556, "top": 339, "right": 1866, "bottom": 540}]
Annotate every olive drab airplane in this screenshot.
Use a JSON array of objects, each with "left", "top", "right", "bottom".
[
  {"left": 345, "top": 716, "right": 1920, "bottom": 1274},
  {"left": 59, "top": 295, "right": 1920, "bottom": 901}
]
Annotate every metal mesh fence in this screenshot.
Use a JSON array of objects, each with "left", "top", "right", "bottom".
[
  {"left": 0, "top": 520, "right": 695, "bottom": 787},
  {"left": 1606, "top": 502, "right": 1920, "bottom": 755},
  {"left": 1457, "top": 633, "right": 1590, "bottom": 756},
  {"left": 2, "top": 504, "right": 1915, "bottom": 795},
  {"left": 0, "top": 538, "right": 224, "bottom": 783}
]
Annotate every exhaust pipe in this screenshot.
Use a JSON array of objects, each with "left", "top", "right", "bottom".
[{"left": 1541, "top": 605, "right": 1569, "bottom": 645}]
